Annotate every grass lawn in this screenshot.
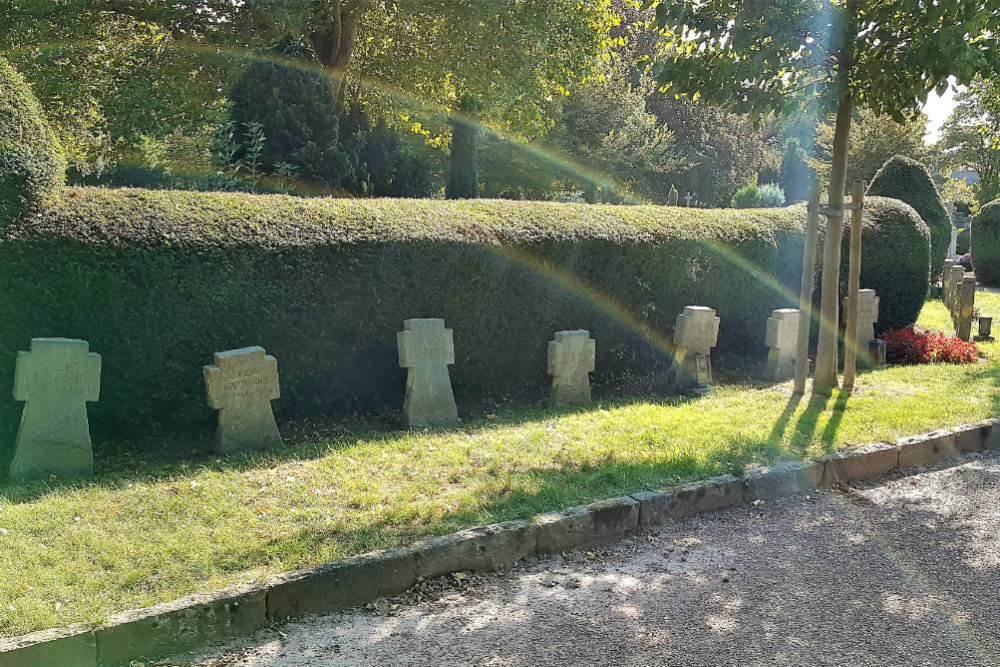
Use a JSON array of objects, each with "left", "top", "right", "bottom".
[{"left": 2, "top": 294, "right": 1000, "bottom": 637}]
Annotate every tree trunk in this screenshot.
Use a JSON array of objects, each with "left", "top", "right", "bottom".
[
  {"left": 309, "top": 0, "right": 369, "bottom": 99},
  {"left": 446, "top": 97, "right": 479, "bottom": 199},
  {"left": 813, "top": 94, "right": 853, "bottom": 391}
]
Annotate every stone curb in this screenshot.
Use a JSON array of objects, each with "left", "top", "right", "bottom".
[{"left": 4, "top": 418, "right": 999, "bottom": 666}]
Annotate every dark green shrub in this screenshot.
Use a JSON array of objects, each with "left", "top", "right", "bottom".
[
  {"left": 838, "top": 196, "right": 931, "bottom": 331},
  {"left": 0, "top": 189, "right": 807, "bottom": 451},
  {"left": 228, "top": 43, "right": 431, "bottom": 197},
  {"left": 0, "top": 57, "right": 66, "bottom": 226},
  {"left": 972, "top": 199, "right": 1000, "bottom": 285},
  {"left": 867, "top": 155, "right": 949, "bottom": 279},
  {"left": 731, "top": 183, "right": 761, "bottom": 208}
]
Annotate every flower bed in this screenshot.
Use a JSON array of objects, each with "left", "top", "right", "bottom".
[{"left": 882, "top": 326, "right": 979, "bottom": 364}]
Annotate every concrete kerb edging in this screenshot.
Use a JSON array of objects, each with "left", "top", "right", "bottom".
[{"left": 4, "top": 417, "right": 999, "bottom": 667}]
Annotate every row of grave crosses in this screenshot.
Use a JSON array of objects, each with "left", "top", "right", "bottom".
[{"left": 7, "top": 298, "right": 885, "bottom": 484}]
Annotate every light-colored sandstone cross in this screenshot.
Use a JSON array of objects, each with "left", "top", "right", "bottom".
[
  {"left": 765, "top": 308, "right": 799, "bottom": 382},
  {"left": 548, "top": 330, "right": 596, "bottom": 407},
  {"left": 942, "top": 259, "right": 956, "bottom": 305},
  {"left": 843, "top": 289, "right": 879, "bottom": 357},
  {"left": 204, "top": 346, "right": 281, "bottom": 454},
  {"left": 9, "top": 338, "right": 101, "bottom": 483},
  {"left": 948, "top": 264, "right": 966, "bottom": 311},
  {"left": 398, "top": 319, "right": 458, "bottom": 428},
  {"left": 956, "top": 276, "right": 977, "bottom": 342},
  {"left": 673, "top": 305, "right": 720, "bottom": 389}
]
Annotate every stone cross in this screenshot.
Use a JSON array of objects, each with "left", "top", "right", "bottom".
[
  {"left": 204, "top": 346, "right": 281, "bottom": 454},
  {"left": 398, "top": 319, "right": 458, "bottom": 428},
  {"left": 956, "top": 276, "right": 977, "bottom": 342},
  {"left": 948, "top": 265, "right": 966, "bottom": 311},
  {"left": 547, "top": 330, "right": 596, "bottom": 407},
  {"left": 9, "top": 338, "right": 101, "bottom": 484},
  {"left": 942, "top": 259, "right": 956, "bottom": 304},
  {"left": 673, "top": 306, "right": 720, "bottom": 390},
  {"left": 765, "top": 308, "right": 799, "bottom": 382},
  {"left": 843, "top": 289, "right": 879, "bottom": 357},
  {"left": 684, "top": 192, "right": 693, "bottom": 207}
]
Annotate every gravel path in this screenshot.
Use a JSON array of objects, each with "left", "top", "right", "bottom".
[{"left": 196, "top": 453, "right": 1000, "bottom": 667}]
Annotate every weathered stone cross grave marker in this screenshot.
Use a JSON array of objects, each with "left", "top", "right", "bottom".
[
  {"left": 684, "top": 192, "right": 693, "bottom": 207},
  {"left": 765, "top": 308, "right": 799, "bottom": 382},
  {"left": 9, "top": 338, "right": 101, "bottom": 483},
  {"left": 673, "top": 306, "right": 720, "bottom": 391},
  {"left": 843, "top": 289, "right": 879, "bottom": 361},
  {"left": 942, "top": 258, "right": 956, "bottom": 303},
  {"left": 398, "top": 318, "right": 458, "bottom": 428},
  {"left": 956, "top": 276, "right": 977, "bottom": 342},
  {"left": 948, "top": 264, "right": 965, "bottom": 310},
  {"left": 204, "top": 346, "right": 281, "bottom": 453},
  {"left": 548, "top": 330, "right": 595, "bottom": 407}
]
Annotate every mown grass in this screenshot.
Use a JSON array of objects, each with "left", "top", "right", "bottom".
[{"left": 2, "top": 295, "right": 999, "bottom": 637}]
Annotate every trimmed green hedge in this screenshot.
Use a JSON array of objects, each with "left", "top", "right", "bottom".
[
  {"left": 839, "top": 196, "right": 931, "bottom": 331},
  {"left": 867, "top": 156, "right": 949, "bottom": 279},
  {"left": 973, "top": 199, "right": 1000, "bottom": 285},
  {"left": 0, "top": 188, "right": 808, "bottom": 450},
  {"left": 0, "top": 57, "right": 66, "bottom": 227}
]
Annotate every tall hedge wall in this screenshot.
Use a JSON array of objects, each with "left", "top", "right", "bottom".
[{"left": 0, "top": 188, "right": 809, "bottom": 451}]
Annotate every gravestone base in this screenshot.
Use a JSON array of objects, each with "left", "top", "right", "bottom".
[
  {"left": 9, "top": 437, "right": 94, "bottom": 484},
  {"left": 675, "top": 352, "right": 712, "bottom": 394},
  {"left": 766, "top": 349, "right": 795, "bottom": 382},
  {"left": 216, "top": 409, "right": 281, "bottom": 455}
]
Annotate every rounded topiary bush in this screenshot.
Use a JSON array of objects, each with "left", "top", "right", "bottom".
[
  {"left": 0, "top": 57, "right": 65, "bottom": 226},
  {"left": 867, "top": 155, "right": 949, "bottom": 279},
  {"left": 972, "top": 199, "right": 1000, "bottom": 285},
  {"left": 839, "top": 196, "right": 931, "bottom": 331}
]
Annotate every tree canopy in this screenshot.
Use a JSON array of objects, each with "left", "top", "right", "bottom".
[{"left": 941, "top": 76, "right": 1000, "bottom": 205}]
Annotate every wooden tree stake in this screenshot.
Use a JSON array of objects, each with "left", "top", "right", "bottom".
[
  {"left": 842, "top": 180, "right": 865, "bottom": 389},
  {"left": 793, "top": 181, "right": 822, "bottom": 395}
]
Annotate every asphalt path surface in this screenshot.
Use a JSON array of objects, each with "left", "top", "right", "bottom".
[{"left": 196, "top": 452, "right": 1000, "bottom": 667}]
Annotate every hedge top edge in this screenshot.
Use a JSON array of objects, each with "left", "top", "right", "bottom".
[{"left": 5, "top": 186, "right": 809, "bottom": 249}]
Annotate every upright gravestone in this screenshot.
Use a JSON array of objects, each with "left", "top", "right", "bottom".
[
  {"left": 547, "top": 330, "right": 596, "bottom": 407},
  {"left": 843, "top": 289, "right": 879, "bottom": 361},
  {"left": 9, "top": 338, "right": 101, "bottom": 483},
  {"left": 942, "top": 259, "right": 956, "bottom": 303},
  {"left": 398, "top": 319, "right": 459, "bottom": 428},
  {"left": 765, "top": 308, "right": 799, "bottom": 382},
  {"left": 948, "top": 264, "right": 966, "bottom": 312},
  {"left": 673, "top": 306, "right": 720, "bottom": 391},
  {"left": 204, "top": 346, "right": 281, "bottom": 453},
  {"left": 956, "top": 276, "right": 977, "bottom": 342}
]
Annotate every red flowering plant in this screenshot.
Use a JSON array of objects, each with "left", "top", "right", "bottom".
[{"left": 881, "top": 327, "right": 979, "bottom": 365}]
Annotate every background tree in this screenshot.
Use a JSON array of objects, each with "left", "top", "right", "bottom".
[
  {"left": 644, "top": 0, "right": 1000, "bottom": 390},
  {"left": 941, "top": 76, "right": 1000, "bottom": 206},
  {"left": 814, "top": 109, "right": 933, "bottom": 185},
  {"left": 6, "top": 1, "right": 615, "bottom": 189}
]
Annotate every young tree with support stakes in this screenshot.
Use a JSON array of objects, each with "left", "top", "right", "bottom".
[{"left": 641, "top": 0, "right": 1000, "bottom": 392}]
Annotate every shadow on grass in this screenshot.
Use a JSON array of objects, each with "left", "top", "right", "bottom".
[{"left": 0, "top": 393, "right": 702, "bottom": 504}]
